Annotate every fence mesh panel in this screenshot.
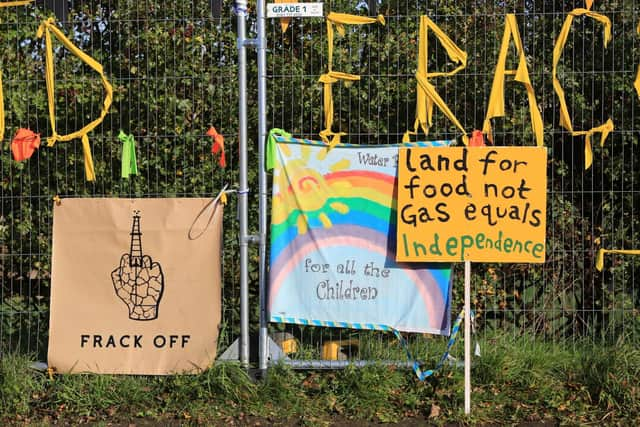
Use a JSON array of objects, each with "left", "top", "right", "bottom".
[
  {"left": 265, "top": 0, "right": 640, "bottom": 362},
  {"left": 1, "top": 0, "right": 638, "bottom": 364},
  {"left": 0, "top": 0, "right": 239, "bottom": 359}
]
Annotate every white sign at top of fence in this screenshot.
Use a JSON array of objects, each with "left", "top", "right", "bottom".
[{"left": 266, "top": 2, "right": 323, "bottom": 18}]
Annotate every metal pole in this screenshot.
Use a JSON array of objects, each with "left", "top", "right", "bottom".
[
  {"left": 256, "top": 0, "right": 269, "bottom": 372},
  {"left": 236, "top": 0, "right": 250, "bottom": 367},
  {"left": 464, "top": 260, "right": 471, "bottom": 414}
]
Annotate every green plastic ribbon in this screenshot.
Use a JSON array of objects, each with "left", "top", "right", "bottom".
[
  {"left": 266, "top": 128, "right": 291, "bottom": 171},
  {"left": 118, "top": 131, "right": 138, "bottom": 178}
]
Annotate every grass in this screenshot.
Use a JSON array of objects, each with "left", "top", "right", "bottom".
[{"left": 1, "top": 335, "right": 640, "bottom": 425}]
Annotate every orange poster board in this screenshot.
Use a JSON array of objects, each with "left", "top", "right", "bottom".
[{"left": 397, "top": 147, "right": 547, "bottom": 263}]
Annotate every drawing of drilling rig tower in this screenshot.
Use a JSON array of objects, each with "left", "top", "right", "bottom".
[{"left": 111, "top": 210, "right": 165, "bottom": 320}]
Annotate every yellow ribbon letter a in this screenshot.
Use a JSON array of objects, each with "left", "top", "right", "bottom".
[
  {"left": 483, "top": 14, "right": 544, "bottom": 147},
  {"left": 552, "top": 6, "right": 614, "bottom": 170},
  {"left": 37, "top": 17, "right": 113, "bottom": 181},
  {"left": 403, "top": 16, "right": 468, "bottom": 145}
]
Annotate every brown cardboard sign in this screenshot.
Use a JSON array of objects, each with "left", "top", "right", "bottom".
[{"left": 48, "top": 198, "right": 223, "bottom": 374}]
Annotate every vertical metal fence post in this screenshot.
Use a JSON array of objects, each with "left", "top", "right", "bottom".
[
  {"left": 464, "top": 261, "right": 471, "bottom": 414},
  {"left": 256, "top": 0, "right": 269, "bottom": 373},
  {"left": 236, "top": 0, "right": 250, "bottom": 367}
]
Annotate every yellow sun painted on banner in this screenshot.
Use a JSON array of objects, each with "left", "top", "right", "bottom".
[{"left": 272, "top": 144, "right": 351, "bottom": 235}]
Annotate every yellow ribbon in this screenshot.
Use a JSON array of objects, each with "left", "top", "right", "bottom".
[
  {"left": 46, "top": 366, "right": 55, "bottom": 381},
  {"left": 635, "top": 21, "right": 640, "bottom": 100},
  {"left": 0, "top": 1, "right": 33, "bottom": 6},
  {"left": 275, "top": 0, "right": 294, "bottom": 33},
  {"left": 319, "top": 71, "right": 360, "bottom": 147},
  {"left": 319, "top": 13, "right": 385, "bottom": 147},
  {"left": 596, "top": 249, "right": 640, "bottom": 271},
  {"left": 403, "top": 16, "right": 468, "bottom": 145},
  {"left": 36, "top": 17, "right": 113, "bottom": 181},
  {"left": 326, "top": 12, "right": 385, "bottom": 70},
  {"left": 552, "top": 7, "right": 613, "bottom": 170},
  {"left": 483, "top": 14, "right": 544, "bottom": 147}
]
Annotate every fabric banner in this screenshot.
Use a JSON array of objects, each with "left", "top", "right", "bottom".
[
  {"left": 268, "top": 133, "right": 453, "bottom": 334},
  {"left": 48, "top": 197, "right": 223, "bottom": 374}
]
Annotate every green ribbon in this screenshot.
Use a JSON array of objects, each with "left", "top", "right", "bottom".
[
  {"left": 118, "top": 130, "right": 138, "bottom": 178},
  {"left": 266, "top": 128, "right": 291, "bottom": 171}
]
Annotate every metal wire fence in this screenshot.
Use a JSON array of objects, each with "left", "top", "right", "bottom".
[
  {"left": 1, "top": 0, "right": 639, "bottom": 365},
  {"left": 265, "top": 0, "right": 640, "bottom": 362},
  {"left": 0, "top": 0, "right": 239, "bottom": 359}
]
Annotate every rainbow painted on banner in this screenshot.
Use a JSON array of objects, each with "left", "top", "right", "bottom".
[{"left": 267, "top": 131, "right": 454, "bottom": 335}]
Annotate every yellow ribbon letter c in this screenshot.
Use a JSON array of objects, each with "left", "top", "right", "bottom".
[{"left": 552, "top": 7, "right": 614, "bottom": 170}]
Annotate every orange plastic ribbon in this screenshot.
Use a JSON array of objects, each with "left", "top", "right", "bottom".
[
  {"left": 11, "top": 128, "right": 40, "bottom": 161},
  {"left": 207, "top": 127, "right": 226, "bottom": 168},
  {"left": 469, "top": 130, "right": 486, "bottom": 147}
]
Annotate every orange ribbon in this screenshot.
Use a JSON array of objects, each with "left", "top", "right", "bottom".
[
  {"left": 207, "top": 127, "right": 226, "bottom": 168},
  {"left": 469, "top": 130, "right": 486, "bottom": 147},
  {"left": 11, "top": 128, "right": 40, "bottom": 161}
]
